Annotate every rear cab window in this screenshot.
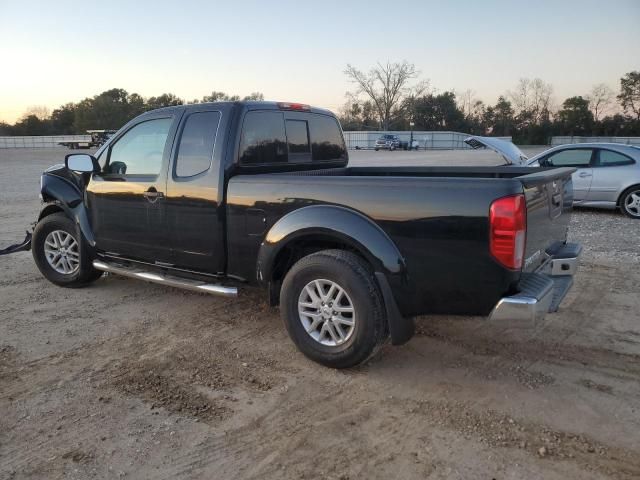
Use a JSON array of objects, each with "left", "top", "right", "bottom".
[{"left": 239, "top": 110, "right": 346, "bottom": 167}]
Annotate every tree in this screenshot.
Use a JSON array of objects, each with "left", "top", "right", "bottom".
[
  {"left": 508, "top": 78, "right": 553, "bottom": 124},
  {"left": 243, "top": 92, "right": 264, "bottom": 101},
  {"left": 73, "top": 88, "right": 146, "bottom": 132},
  {"left": 22, "top": 105, "right": 51, "bottom": 121},
  {"left": 12, "top": 115, "right": 49, "bottom": 135},
  {"left": 618, "top": 71, "right": 640, "bottom": 120},
  {"left": 587, "top": 83, "right": 615, "bottom": 121},
  {"left": 344, "top": 61, "right": 427, "bottom": 130},
  {"left": 484, "top": 96, "right": 514, "bottom": 136},
  {"left": 50, "top": 103, "right": 76, "bottom": 134},
  {"left": 411, "top": 92, "right": 465, "bottom": 131},
  {"left": 146, "top": 93, "right": 184, "bottom": 110},
  {"left": 556, "top": 96, "right": 593, "bottom": 136}
]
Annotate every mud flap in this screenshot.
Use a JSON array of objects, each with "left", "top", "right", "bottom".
[
  {"left": 0, "top": 231, "right": 32, "bottom": 256},
  {"left": 375, "top": 272, "right": 415, "bottom": 345}
]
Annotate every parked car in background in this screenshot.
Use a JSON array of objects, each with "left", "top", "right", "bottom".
[
  {"left": 466, "top": 136, "right": 640, "bottom": 219},
  {"left": 374, "top": 134, "right": 408, "bottom": 151}
]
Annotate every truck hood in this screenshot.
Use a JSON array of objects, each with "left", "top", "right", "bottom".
[{"left": 464, "top": 136, "right": 529, "bottom": 165}]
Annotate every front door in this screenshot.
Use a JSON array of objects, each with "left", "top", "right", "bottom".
[
  {"left": 87, "top": 113, "right": 181, "bottom": 263},
  {"left": 542, "top": 148, "right": 595, "bottom": 202}
]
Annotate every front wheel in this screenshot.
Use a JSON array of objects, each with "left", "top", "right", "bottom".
[
  {"left": 32, "top": 212, "right": 103, "bottom": 287},
  {"left": 621, "top": 186, "right": 640, "bottom": 219},
  {"left": 280, "top": 250, "right": 388, "bottom": 368}
]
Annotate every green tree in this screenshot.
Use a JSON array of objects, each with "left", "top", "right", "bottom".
[
  {"left": 12, "top": 115, "right": 49, "bottom": 135},
  {"left": 146, "top": 93, "right": 184, "bottom": 110},
  {"left": 618, "top": 71, "right": 640, "bottom": 120},
  {"left": 484, "top": 96, "right": 514, "bottom": 136},
  {"left": 556, "top": 96, "right": 594, "bottom": 136},
  {"left": 411, "top": 92, "right": 465, "bottom": 131},
  {"left": 50, "top": 103, "right": 76, "bottom": 134},
  {"left": 73, "top": 88, "right": 145, "bottom": 132}
]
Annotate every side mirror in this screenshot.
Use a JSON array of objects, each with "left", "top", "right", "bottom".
[{"left": 65, "top": 154, "right": 98, "bottom": 173}]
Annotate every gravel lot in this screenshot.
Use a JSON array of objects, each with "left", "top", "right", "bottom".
[{"left": 1, "top": 148, "right": 639, "bottom": 480}]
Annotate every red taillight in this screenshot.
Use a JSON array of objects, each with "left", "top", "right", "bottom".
[
  {"left": 277, "top": 102, "right": 311, "bottom": 111},
  {"left": 489, "top": 194, "right": 526, "bottom": 270}
]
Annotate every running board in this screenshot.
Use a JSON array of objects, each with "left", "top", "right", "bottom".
[{"left": 92, "top": 260, "right": 237, "bottom": 297}]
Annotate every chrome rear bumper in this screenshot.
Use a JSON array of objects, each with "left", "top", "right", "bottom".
[{"left": 488, "top": 243, "right": 581, "bottom": 323}]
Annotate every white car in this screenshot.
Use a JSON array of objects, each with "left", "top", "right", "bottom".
[{"left": 465, "top": 136, "right": 640, "bottom": 219}]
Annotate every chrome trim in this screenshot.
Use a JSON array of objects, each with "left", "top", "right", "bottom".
[
  {"left": 93, "top": 260, "right": 237, "bottom": 297},
  {"left": 488, "top": 292, "right": 553, "bottom": 323},
  {"left": 488, "top": 243, "right": 581, "bottom": 324}
]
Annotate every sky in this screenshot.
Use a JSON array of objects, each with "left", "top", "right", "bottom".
[{"left": 0, "top": 0, "right": 639, "bottom": 123}]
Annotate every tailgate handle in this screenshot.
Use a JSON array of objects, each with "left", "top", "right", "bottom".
[{"left": 552, "top": 193, "right": 562, "bottom": 206}]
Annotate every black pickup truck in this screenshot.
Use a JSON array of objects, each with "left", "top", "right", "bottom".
[{"left": 7, "top": 101, "right": 581, "bottom": 368}]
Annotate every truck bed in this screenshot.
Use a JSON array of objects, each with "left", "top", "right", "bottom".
[{"left": 226, "top": 165, "right": 575, "bottom": 316}]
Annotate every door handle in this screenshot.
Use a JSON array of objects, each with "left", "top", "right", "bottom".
[
  {"left": 578, "top": 172, "right": 592, "bottom": 178},
  {"left": 143, "top": 188, "right": 164, "bottom": 202}
]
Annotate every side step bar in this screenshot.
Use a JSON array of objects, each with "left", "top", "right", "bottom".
[{"left": 93, "top": 260, "right": 237, "bottom": 297}]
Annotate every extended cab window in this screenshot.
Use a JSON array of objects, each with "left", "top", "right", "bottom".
[
  {"left": 239, "top": 111, "right": 287, "bottom": 165},
  {"left": 175, "top": 111, "right": 221, "bottom": 177},
  {"left": 309, "top": 115, "right": 346, "bottom": 161},
  {"left": 596, "top": 149, "right": 634, "bottom": 167},
  {"left": 106, "top": 118, "right": 172, "bottom": 175},
  {"left": 544, "top": 149, "right": 593, "bottom": 167}
]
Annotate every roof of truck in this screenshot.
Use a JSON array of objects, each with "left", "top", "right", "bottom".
[{"left": 147, "top": 101, "right": 335, "bottom": 117}]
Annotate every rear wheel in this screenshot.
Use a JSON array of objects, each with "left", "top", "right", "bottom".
[
  {"left": 621, "top": 186, "right": 640, "bottom": 219},
  {"left": 280, "top": 249, "right": 388, "bottom": 368},
  {"left": 32, "top": 213, "right": 102, "bottom": 287}
]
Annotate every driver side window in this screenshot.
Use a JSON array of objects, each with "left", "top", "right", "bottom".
[
  {"left": 106, "top": 118, "right": 173, "bottom": 176},
  {"left": 544, "top": 149, "right": 593, "bottom": 167}
]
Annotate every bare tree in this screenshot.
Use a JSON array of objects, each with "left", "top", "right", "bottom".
[
  {"left": 458, "top": 89, "right": 479, "bottom": 118},
  {"left": 344, "top": 61, "right": 427, "bottom": 130},
  {"left": 587, "top": 83, "right": 615, "bottom": 121},
  {"left": 22, "top": 105, "right": 51, "bottom": 120},
  {"left": 508, "top": 78, "right": 554, "bottom": 123}
]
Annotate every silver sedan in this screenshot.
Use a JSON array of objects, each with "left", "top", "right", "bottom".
[{"left": 465, "top": 137, "right": 640, "bottom": 219}]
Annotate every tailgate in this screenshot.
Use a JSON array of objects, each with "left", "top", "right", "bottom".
[{"left": 519, "top": 168, "right": 575, "bottom": 272}]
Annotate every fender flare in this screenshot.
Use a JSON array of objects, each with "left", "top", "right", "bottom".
[
  {"left": 40, "top": 174, "right": 95, "bottom": 246},
  {"left": 257, "top": 205, "right": 405, "bottom": 282},
  {"left": 257, "top": 205, "right": 413, "bottom": 345}
]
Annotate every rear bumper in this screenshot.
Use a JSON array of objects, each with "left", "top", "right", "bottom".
[{"left": 488, "top": 243, "right": 581, "bottom": 323}]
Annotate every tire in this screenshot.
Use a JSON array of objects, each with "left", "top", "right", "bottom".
[
  {"left": 620, "top": 186, "right": 640, "bottom": 219},
  {"left": 280, "top": 249, "right": 388, "bottom": 368},
  {"left": 32, "top": 212, "right": 103, "bottom": 287}
]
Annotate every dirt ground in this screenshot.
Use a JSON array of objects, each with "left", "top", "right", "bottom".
[{"left": 1, "top": 148, "right": 639, "bottom": 480}]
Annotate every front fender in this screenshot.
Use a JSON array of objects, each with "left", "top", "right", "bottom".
[
  {"left": 40, "top": 173, "right": 95, "bottom": 246},
  {"left": 257, "top": 205, "right": 406, "bottom": 284}
]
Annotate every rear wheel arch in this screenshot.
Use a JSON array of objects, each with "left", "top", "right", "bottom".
[
  {"left": 266, "top": 233, "right": 373, "bottom": 305},
  {"left": 257, "top": 205, "right": 406, "bottom": 299}
]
